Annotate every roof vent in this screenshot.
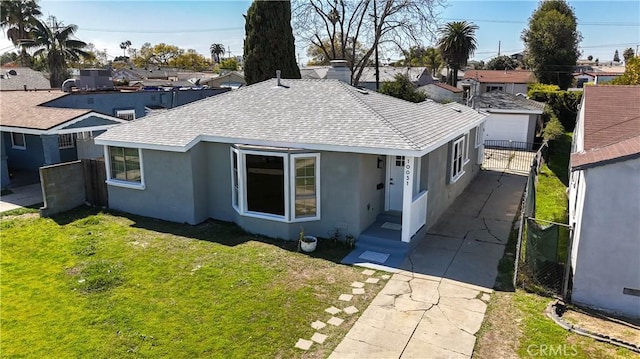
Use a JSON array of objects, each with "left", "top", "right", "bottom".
[
  {"left": 8, "top": 69, "right": 17, "bottom": 76},
  {"left": 356, "top": 87, "right": 368, "bottom": 94},
  {"left": 451, "top": 107, "right": 462, "bottom": 113}
]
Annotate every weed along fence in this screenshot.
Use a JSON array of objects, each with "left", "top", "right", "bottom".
[{"left": 513, "top": 142, "right": 572, "bottom": 298}]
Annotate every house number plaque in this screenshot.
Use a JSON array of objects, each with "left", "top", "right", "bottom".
[{"left": 405, "top": 163, "right": 412, "bottom": 186}]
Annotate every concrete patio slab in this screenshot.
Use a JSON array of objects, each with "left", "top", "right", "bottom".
[
  {"left": 329, "top": 171, "right": 527, "bottom": 359},
  {"left": 0, "top": 183, "right": 42, "bottom": 213}
]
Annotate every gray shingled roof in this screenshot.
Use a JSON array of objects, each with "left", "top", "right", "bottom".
[
  {"left": 473, "top": 91, "right": 545, "bottom": 112},
  {"left": 0, "top": 67, "right": 51, "bottom": 91},
  {"left": 96, "top": 79, "right": 485, "bottom": 154}
]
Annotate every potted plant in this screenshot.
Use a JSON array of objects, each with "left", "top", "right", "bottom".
[{"left": 298, "top": 227, "right": 317, "bottom": 253}]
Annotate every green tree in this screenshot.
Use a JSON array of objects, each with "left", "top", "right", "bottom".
[
  {"left": 151, "top": 43, "right": 183, "bottom": 65},
  {"left": 521, "top": 0, "right": 581, "bottom": 90},
  {"left": 243, "top": 0, "right": 300, "bottom": 85},
  {"left": 170, "top": 49, "right": 212, "bottom": 71},
  {"left": 209, "top": 43, "right": 225, "bottom": 63},
  {"left": 611, "top": 56, "right": 640, "bottom": 85},
  {"left": 613, "top": 49, "right": 620, "bottom": 62},
  {"left": 0, "top": 0, "right": 42, "bottom": 67},
  {"left": 437, "top": 21, "right": 478, "bottom": 86},
  {"left": 379, "top": 73, "right": 426, "bottom": 103},
  {"left": 306, "top": 36, "right": 366, "bottom": 67},
  {"left": 0, "top": 51, "right": 19, "bottom": 65},
  {"left": 623, "top": 48, "right": 635, "bottom": 63},
  {"left": 486, "top": 55, "right": 519, "bottom": 70},
  {"left": 219, "top": 58, "right": 239, "bottom": 71},
  {"left": 402, "top": 46, "right": 428, "bottom": 66},
  {"left": 119, "top": 40, "right": 131, "bottom": 58},
  {"left": 24, "top": 16, "right": 90, "bottom": 87},
  {"left": 424, "top": 47, "right": 442, "bottom": 77}
]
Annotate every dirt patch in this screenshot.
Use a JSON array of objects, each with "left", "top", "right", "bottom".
[
  {"left": 473, "top": 292, "right": 521, "bottom": 359},
  {"left": 563, "top": 308, "right": 640, "bottom": 347}
]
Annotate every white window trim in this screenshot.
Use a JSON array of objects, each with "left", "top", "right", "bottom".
[
  {"left": 58, "top": 133, "right": 75, "bottom": 149},
  {"left": 10, "top": 132, "right": 26, "bottom": 150},
  {"left": 475, "top": 124, "right": 483, "bottom": 148},
  {"left": 115, "top": 109, "right": 136, "bottom": 121},
  {"left": 230, "top": 147, "right": 320, "bottom": 223},
  {"left": 451, "top": 136, "right": 466, "bottom": 183},
  {"left": 290, "top": 153, "right": 321, "bottom": 222},
  {"left": 464, "top": 132, "right": 470, "bottom": 164},
  {"left": 103, "top": 146, "right": 145, "bottom": 190}
]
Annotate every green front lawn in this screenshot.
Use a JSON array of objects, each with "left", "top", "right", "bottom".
[{"left": 1, "top": 208, "right": 380, "bottom": 358}]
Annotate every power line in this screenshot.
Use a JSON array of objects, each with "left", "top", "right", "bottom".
[
  {"left": 441, "top": 17, "right": 640, "bottom": 27},
  {"left": 80, "top": 26, "right": 244, "bottom": 34}
]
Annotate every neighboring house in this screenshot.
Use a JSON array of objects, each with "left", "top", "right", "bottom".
[
  {"left": 460, "top": 70, "right": 535, "bottom": 101},
  {"left": 358, "top": 66, "right": 435, "bottom": 91},
  {"left": 299, "top": 66, "right": 330, "bottom": 80},
  {"left": 471, "top": 91, "right": 545, "bottom": 148},
  {"left": 418, "top": 82, "right": 464, "bottom": 104},
  {"left": 201, "top": 71, "right": 246, "bottom": 89},
  {"left": 568, "top": 85, "right": 640, "bottom": 319},
  {"left": 574, "top": 72, "right": 624, "bottom": 88},
  {"left": 112, "top": 67, "right": 179, "bottom": 82},
  {"left": 0, "top": 67, "right": 51, "bottom": 91},
  {"left": 94, "top": 73, "right": 486, "bottom": 259},
  {"left": 0, "top": 91, "right": 127, "bottom": 189}
]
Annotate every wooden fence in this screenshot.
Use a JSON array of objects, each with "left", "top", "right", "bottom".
[{"left": 82, "top": 158, "right": 108, "bottom": 207}]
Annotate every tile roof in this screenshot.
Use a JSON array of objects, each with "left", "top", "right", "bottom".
[
  {"left": 0, "top": 91, "right": 90, "bottom": 130},
  {"left": 0, "top": 67, "right": 51, "bottom": 91},
  {"left": 96, "top": 79, "right": 485, "bottom": 154},
  {"left": 463, "top": 70, "right": 534, "bottom": 84},
  {"left": 571, "top": 85, "right": 640, "bottom": 169},
  {"left": 473, "top": 91, "right": 545, "bottom": 112}
]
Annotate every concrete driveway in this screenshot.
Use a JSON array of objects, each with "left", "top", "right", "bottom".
[
  {"left": 329, "top": 170, "right": 527, "bottom": 358},
  {"left": 0, "top": 183, "right": 43, "bottom": 213}
]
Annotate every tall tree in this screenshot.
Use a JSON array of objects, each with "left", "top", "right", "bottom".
[
  {"left": 244, "top": 0, "right": 300, "bottom": 85},
  {"left": 613, "top": 50, "right": 620, "bottom": 63},
  {"left": 293, "top": 0, "right": 443, "bottom": 86},
  {"left": 611, "top": 56, "right": 640, "bottom": 85},
  {"left": 23, "top": 16, "right": 90, "bottom": 87},
  {"left": 437, "top": 21, "right": 478, "bottom": 86},
  {"left": 210, "top": 43, "right": 225, "bottom": 63},
  {"left": 119, "top": 40, "right": 131, "bottom": 57},
  {"left": 424, "top": 47, "right": 442, "bottom": 77},
  {"left": 623, "top": 48, "right": 635, "bottom": 63},
  {"left": 0, "top": 0, "right": 42, "bottom": 67},
  {"left": 306, "top": 37, "right": 366, "bottom": 66},
  {"left": 521, "top": 0, "right": 581, "bottom": 90},
  {"left": 486, "top": 55, "right": 519, "bottom": 70}
]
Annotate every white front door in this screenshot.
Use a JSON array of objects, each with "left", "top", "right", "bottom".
[{"left": 388, "top": 155, "right": 405, "bottom": 211}]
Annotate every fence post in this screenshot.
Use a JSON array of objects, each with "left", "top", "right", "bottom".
[{"left": 562, "top": 226, "right": 574, "bottom": 301}]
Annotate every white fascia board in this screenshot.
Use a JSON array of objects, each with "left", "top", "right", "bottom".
[
  {"left": 417, "top": 116, "right": 486, "bottom": 157},
  {"left": 1, "top": 112, "right": 127, "bottom": 136},
  {"left": 93, "top": 138, "right": 191, "bottom": 152},
  {"left": 0, "top": 126, "right": 44, "bottom": 135},
  {"left": 482, "top": 108, "right": 543, "bottom": 115},
  {"left": 47, "top": 112, "right": 128, "bottom": 133}
]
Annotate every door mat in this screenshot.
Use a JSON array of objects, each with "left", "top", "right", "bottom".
[
  {"left": 381, "top": 222, "right": 402, "bottom": 230},
  {"left": 359, "top": 250, "right": 390, "bottom": 263}
]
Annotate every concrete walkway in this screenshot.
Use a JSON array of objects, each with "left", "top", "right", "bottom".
[
  {"left": 329, "top": 171, "right": 527, "bottom": 358},
  {"left": 0, "top": 183, "right": 43, "bottom": 213}
]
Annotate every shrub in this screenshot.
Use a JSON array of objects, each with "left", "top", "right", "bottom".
[{"left": 528, "top": 83, "right": 582, "bottom": 131}]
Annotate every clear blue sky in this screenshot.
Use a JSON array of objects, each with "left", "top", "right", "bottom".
[{"left": 1, "top": 0, "right": 639, "bottom": 65}]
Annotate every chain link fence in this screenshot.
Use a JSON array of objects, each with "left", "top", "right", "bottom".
[{"left": 513, "top": 143, "right": 572, "bottom": 298}]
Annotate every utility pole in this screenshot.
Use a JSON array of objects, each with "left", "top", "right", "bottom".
[
  {"left": 373, "top": 0, "right": 380, "bottom": 90},
  {"left": 498, "top": 41, "right": 501, "bottom": 56}
]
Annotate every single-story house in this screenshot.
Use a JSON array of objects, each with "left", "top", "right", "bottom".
[
  {"left": 95, "top": 72, "right": 486, "bottom": 251},
  {"left": 471, "top": 91, "right": 545, "bottom": 148},
  {"left": 112, "top": 67, "right": 179, "bottom": 82},
  {"left": 460, "top": 70, "right": 535, "bottom": 100},
  {"left": 568, "top": 85, "right": 640, "bottom": 319},
  {"left": 573, "top": 71, "right": 624, "bottom": 88},
  {"left": 0, "top": 67, "right": 51, "bottom": 91},
  {"left": 418, "top": 82, "right": 464, "bottom": 104},
  {"left": 0, "top": 91, "right": 127, "bottom": 189},
  {"left": 201, "top": 71, "right": 246, "bottom": 89}
]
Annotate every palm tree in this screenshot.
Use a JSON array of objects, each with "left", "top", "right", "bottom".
[
  {"left": 24, "top": 16, "right": 91, "bottom": 88},
  {"left": 0, "top": 0, "right": 42, "bottom": 67},
  {"left": 437, "top": 21, "right": 478, "bottom": 86},
  {"left": 210, "top": 43, "right": 225, "bottom": 63},
  {"left": 119, "top": 40, "right": 131, "bottom": 57},
  {"left": 424, "top": 47, "right": 443, "bottom": 78}
]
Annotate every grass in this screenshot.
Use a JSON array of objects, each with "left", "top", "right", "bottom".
[
  {"left": 1, "top": 207, "right": 386, "bottom": 358},
  {"left": 0, "top": 202, "right": 43, "bottom": 218}
]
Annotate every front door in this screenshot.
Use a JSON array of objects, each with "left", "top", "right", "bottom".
[{"left": 388, "top": 155, "right": 405, "bottom": 211}]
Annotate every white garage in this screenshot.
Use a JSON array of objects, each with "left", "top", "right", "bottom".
[{"left": 472, "top": 91, "right": 545, "bottom": 150}]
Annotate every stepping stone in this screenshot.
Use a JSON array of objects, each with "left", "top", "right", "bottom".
[
  {"left": 327, "top": 316, "right": 344, "bottom": 326},
  {"left": 343, "top": 306, "right": 359, "bottom": 315},
  {"left": 351, "top": 281, "right": 365, "bottom": 288},
  {"left": 352, "top": 288, "right": 365, "bottom": 295},
  {"left": 339, "top": 294, "right": 353, "bottom": 301},
  {"left": 365, "top": 277, "right": 380, "bottom": 284},
  {"left": 311, "top": 320, "right": 326, "bottom": 330},
  {"left": 295, "top": 338, "right": 313, "bottom": 350},
  {"left": 311, "top": 332, "right": 328, "bottom": 344},
  {"left": 381, "top": 274, "right": 391, "bottom": 280},
  {"left": 481, "top": 293, "right": 491, "bottom": 302},
  {"left": 325, "top": 306, "right": 342, "bottom": 315},
  {"left": 362, "top": 269, "right": 376, "bottom": 276}
]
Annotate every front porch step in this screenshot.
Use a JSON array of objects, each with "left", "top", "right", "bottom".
[
  {"left": 377, "top": 211, "right": 402, "bottom": 224},
  {"left": 356, "top": 233, "right": 409, "bottom": 255}
]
